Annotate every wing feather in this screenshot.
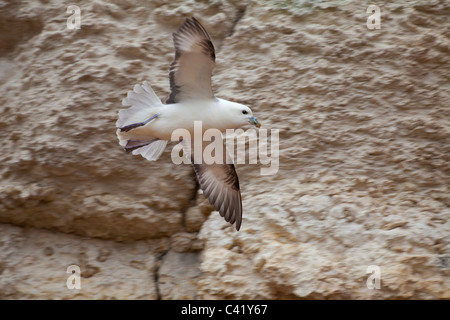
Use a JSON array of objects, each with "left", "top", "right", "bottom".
[
  {"left": 165, "top": 17, "right": 216, "bottom": 104},
  {"left": 192, "top": 162, "right": 242, "bottom": 231}
]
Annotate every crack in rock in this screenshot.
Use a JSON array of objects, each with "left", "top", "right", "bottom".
[
  {"left": 153, "top": 250, "right": 169, "bottom": 300},
  {"left": 227, "top": 5, "right": 247, "bottom": 38}
]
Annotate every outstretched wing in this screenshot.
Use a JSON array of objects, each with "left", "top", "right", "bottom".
[
  {"left": 181, "top": 139, "right": 243, "bottom": 230},
  {"left": 165, "top": 17, "right": 216, "bottom": 104},
  {"left": 192, "top": 162, "right": 242, "bottom": 231}
]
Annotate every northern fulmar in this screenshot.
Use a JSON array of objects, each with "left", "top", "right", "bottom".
[{"left": 116, "top": 17, "right": 260, "bottom": 231}]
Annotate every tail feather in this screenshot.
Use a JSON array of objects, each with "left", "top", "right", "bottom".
[
  {"left": 124, "top": 139, "right": 155, "bottom": 153},
  {"left": 117, "top": 81, "right": 168, "bottom": 161},
  {"left": 116, "top": 81, "right": 163, "bottom": 128},
  {"left": 131, "top": 139, "right": 168, "bottom": 161}
]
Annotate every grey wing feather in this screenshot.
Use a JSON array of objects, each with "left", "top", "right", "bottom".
[
  {"left": 166, "top": 17, "right": 216, "bottom": 104},
  {"left": 192, "top": 162, "right": 242, "bottom": 231}
]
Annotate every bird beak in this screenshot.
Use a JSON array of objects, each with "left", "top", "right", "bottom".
[{"left": 249, "top": 116, "right": 261, "bottom": 128}]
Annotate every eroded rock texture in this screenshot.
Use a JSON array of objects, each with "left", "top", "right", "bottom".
[{"left": 0, "top": 0, "right": 448, "bottom": 299}]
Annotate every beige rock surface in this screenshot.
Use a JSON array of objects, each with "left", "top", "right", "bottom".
[{"left": 0, "top": 0, "right": 449, "bottom": 299}]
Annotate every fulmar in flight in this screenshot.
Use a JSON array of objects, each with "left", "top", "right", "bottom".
[{"left": 116, "top": 17, "right": 260, "bottom": 231}]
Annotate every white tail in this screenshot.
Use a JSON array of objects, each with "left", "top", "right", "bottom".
[
  {"left": 116, "top": 81, "right": 168, "bottom": 161},
  {"left": 133, "top": 139, "right": 168, "bottom": 160},
  {"left": 116, "top": 81, "right": 163, "bottom": 129}
]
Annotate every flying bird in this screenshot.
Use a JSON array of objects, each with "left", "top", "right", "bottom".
[{"left": 116, "top": 17, "right": 260, "bottom": 231}]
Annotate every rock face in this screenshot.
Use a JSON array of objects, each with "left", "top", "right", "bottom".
[{"left": 0, "top": 0, "right": 448, "bottom": 299}]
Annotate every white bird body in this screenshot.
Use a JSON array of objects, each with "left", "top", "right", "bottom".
[
  {"left": 116, "top": 17, "right": 260, "bottom": 231},
  {"left": 118, "top": 97, "right": 250, "bottom": 141}
]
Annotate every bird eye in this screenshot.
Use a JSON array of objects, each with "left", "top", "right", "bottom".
[{"left": 242, "top": 110, "right": 248, "bottom": 115}]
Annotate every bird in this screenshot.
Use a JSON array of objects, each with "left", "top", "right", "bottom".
[{"left": 116, "top": 17, "right": 260, "bottom": 231}]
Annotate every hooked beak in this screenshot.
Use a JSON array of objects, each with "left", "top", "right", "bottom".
[{"left": 249, "top": 116, "right": 261, "bottom": 128}]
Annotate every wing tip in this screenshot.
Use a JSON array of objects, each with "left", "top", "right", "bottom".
[{"left": 174, "top": 15, "right": 212, "bottom": 41}]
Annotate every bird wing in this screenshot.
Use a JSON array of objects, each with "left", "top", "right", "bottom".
[
  {"left": 192, "top": 162, "right": 242, "bottom": 231},
  {"left": 165, "top": 17, "right": 216, "bottom": 104},
  {"left": 181, "top": 139, "right": 242, "bottom": 230}
]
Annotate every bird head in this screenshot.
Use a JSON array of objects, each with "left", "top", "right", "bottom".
[{"left": 226, "top": 102, "right": 261, "bottom": 129}]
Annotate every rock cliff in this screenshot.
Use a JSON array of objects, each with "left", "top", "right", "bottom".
[{"left": 0, "top": 0, "right": 448, "bottom": 299}]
